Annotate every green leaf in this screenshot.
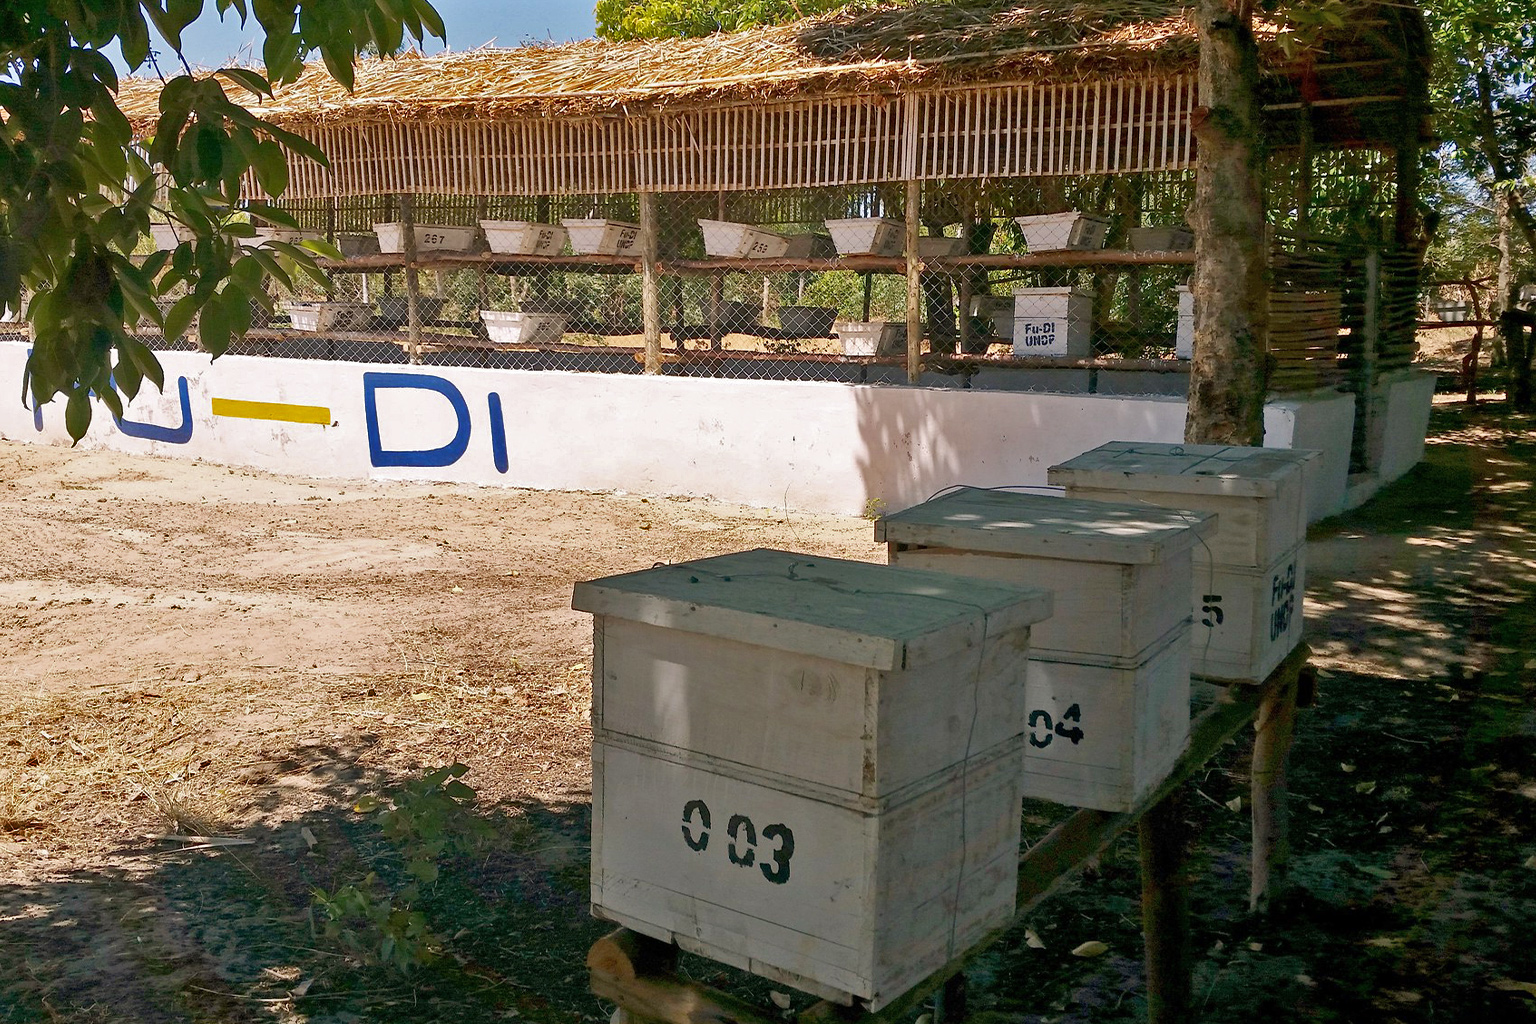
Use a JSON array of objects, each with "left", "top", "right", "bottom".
[
  {"left": 250, "top": 140, "right": 290, "bottom": 196},
  {"left": 412, "top": 0, "right": 446, "bottom": 41},
  {"left": 65, "top": 388, "right": 91, "bottom": 441},
  {"left": 195, "top": 123, "right": 227, "bottom": 180},
  {"left": 164, "top": 295, "right": 201, "bottom": 341},
  {"left": 121, "top": 336, "right": 166, "bottom": 393},
  {"left": 216, "top": 67, "right": 274, "bottom": 100}
]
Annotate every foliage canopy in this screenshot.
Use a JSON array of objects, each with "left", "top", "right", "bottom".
[
  {"left": 0, "top": 0, "right": 443, "bottom": 438},
  {"left": 594, "top": 0, "right": 869, "bottom": 41}
]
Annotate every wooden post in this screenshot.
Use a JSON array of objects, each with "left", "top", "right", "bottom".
[
  {"left": 640, "top": 191, "right": 663, "bottom": 375},
  {"left": 1140, "top": 787, "right": 1193, "bottom": 1024},
  {"left": 400, "top": 194, "right": 423, "bottom": 364},
  {"left": 861, "top": 273, "right": 874, "bottom": 322},
  {"left": 1359, "top": 247, "right": 1381, "bottom": 465},
  {"left": 1250, "top": 673, "right": 1299, "bottom": 912},
  {"left": 905, "top": 179, "right": 922, "bottom": 382},
  {"left": 711, "top": 191, "right": 726, "bottom": 351}
]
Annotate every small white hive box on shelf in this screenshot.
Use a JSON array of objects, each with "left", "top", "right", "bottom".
[
  {"left": 1048, "top": 442, "right": 1320, "bottom": 685},
  {"left": 572, "top": 548, "right": 1053, "bottom": 1010},
  {"left": 877, "top": 488, "right": 1215, "bottom": 813}
]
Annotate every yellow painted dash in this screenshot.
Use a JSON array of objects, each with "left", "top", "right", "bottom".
[{"left": 211, "top": 397, "right": 331, "bottom": 426}]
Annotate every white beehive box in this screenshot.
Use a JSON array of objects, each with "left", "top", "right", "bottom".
[
  {"left": 698, "top": 219, "right": 792, "bottom": 259},
  {"left": 1048, "top": 442, "right": 1320, "bottom": 683},
  {"left": 574, "top": 548, "right": 1053, "bottom": 1009},
  {"left": 918, "top": 236, "right": 965, "bottom": 258},
  {"left": 563, "top": 218, "right": 641, "bottom": 256},
  {"left": 1012, "top": 287, "right": 1092, "bottom": 357},
  {"left": 149, "top": 223, "right": 191, "bottom": 250},
  {"left": 282, "top": 301, "right": 373, "bottom": 333},
  {"left": 824, "top": 217, "right": 905, "bottom": 257},
  {"left": 835, "top": 320, "right": 905, "bottom": 357},
  {"left": 480, "top": 220, "right": 567, "bottom": 256},
  {"left": 970, "top": 295, "right": 1014, "bottom": 342},
  {"left": 1015, "top": 212, "right": 1110, "bottom": 252},
  {"left": 1176, "top": 284, "right": 1195, "bottom": 358},
  {"left": 373, "top": 222, "right": 477, "bottom": 254},
  {"left": 249, "top": 226, "right": 310, "bottom": 245},
  {"left": 878, "top": 488, "right": 1215, "bottom": 811},
  {"left": 1129, "top": 225, "right": 1194, "bottom": 251},
  {"left": 480, "top": 309, "right": 568, "bottom": 346}
]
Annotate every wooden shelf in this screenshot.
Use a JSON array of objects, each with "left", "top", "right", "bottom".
[{"left": 318, "top": 249, "right": 1196, "bottom": 276}]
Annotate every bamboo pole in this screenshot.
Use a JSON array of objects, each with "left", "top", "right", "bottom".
[
  {"left": 905, "top": 178, "right": 922, "bottom": 382},
  {"left": 640, "top": 191, "right": 663, "bottom": 374},
  {"left": 400, "top": 194, "right": 422, "bottom": 365}
]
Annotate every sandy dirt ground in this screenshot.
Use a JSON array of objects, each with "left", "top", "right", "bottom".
[
  {"left": 0, "top": 443, "right": 882, "bottom": 874},
  {"left": 2, "top": 387, "right": 1535, "bottom": 1024}
]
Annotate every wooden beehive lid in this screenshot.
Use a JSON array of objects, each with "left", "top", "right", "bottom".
[
  {"left": 571, "top": 547, "right": 1052, "bottom": 672},
  {"left": 1047, "top": 441, "right": 1321, "bottom": 498},
  {"left": 875, "top": 487, "right": 1215, "bottom": 564}
]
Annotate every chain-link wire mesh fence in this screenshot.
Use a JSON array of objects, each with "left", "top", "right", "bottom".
[{"left": 21, "top": 173, "right": 1414, "bottom": 400}]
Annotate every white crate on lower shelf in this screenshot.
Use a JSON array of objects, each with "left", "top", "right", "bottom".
[
  {"left": 373, "top": 222, "right": 477, "bottom": 254},
  {"left": 563, "top": 218, "right": 641, "bottom": 256},
  {"left": 824, "top": 217, "right": 905, "bottom": 257},
  {"left": 574, "top": 548, "right": 1053, "bottom": 1008},
  {"left": 834, "top": 320, "right": 905, "bottom": 357},
  {"left": 1015, "top": 211, "right": 1111, "bottom": 252},
  {"left": 1012, "top": 287, "right": 1092, "bottom": 357},
  {"left": 698, "top": 219, "right": 792, "bottom": 259},
  {"left": 480, "top": 309, "right": 568, "bottom": 346},
  {"left": 480, "top": 220, "right": 567, "bottom": 256},
  {"left": 283, "top": 301, "right": 373, "bottom": 333},
  {"left": 970, "top": 295, "right": 1015, "bottom": 342}
]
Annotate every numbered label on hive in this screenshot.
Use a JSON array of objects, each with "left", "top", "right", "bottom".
[{"left": 594, "top": 742, "right": 867, "bottom": 958}]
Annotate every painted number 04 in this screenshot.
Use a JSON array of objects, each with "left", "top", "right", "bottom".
[
  {"left": 1028, "top": 703, "right": 1085, "bottom": 749},
  {"left": 680, "top": 800, "right": 794, "bottom": 885}
]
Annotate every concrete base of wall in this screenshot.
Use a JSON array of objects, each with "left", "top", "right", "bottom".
[{"left": 1263, "top": 387, "right": 1357, "bottom": 523}]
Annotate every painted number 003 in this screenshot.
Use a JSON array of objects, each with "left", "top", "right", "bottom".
[{"left": 680, "top": 800, "right": 794, "bottom": 885}]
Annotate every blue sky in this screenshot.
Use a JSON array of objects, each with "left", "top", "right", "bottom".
[{"left": 112, "top": 1, "right": 597, "bottom": 71}]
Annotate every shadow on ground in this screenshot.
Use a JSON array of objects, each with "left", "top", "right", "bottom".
[
  {"left": 4, "top": 402, "right": 1536, "bottom": 1024},
  {"left": 0, "top": 742, "right": 606, "bottom": 1024}
]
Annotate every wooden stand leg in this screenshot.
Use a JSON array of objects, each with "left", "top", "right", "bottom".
[
  {"left": 588, "top": 929, "right": 778, "bottom": 1024},
  {"left": 1140, "top": 786, "right": 1192, "bottom": 1024},
  {"left": 934, "top": 972, "right": 967, "bottom": 1023},
  {"left": 1249, "top": 675, "right": 1299, "bottom": 913}
]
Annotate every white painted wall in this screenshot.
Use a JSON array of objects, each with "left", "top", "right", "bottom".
[{"left": 0, "top": 342, "right": 1375, "bottom": 518}]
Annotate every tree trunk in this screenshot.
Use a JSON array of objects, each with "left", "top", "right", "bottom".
[
  {"left": 1494, "top": 197, "right": 1513, "bottom": 366},
  {"left": 1186, "top": 0, "right": 1267, "bottom": 447}
]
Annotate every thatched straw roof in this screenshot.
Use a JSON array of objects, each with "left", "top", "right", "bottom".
[{"left": 114, "top": 0, "right": 1425, "bottom": 131}]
